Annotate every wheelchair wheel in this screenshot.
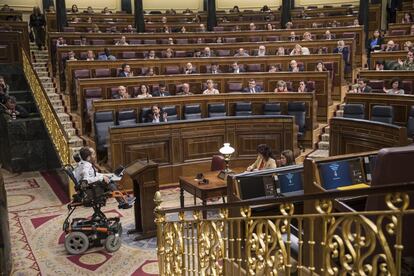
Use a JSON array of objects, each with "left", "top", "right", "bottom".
[
  {"left": 65, "top": 232, "right": 90, "bottom": 255},
  {"left": 104, "top": 234, "right": 122, "bottom": 253}
]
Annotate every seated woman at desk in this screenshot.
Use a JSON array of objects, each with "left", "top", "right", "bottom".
[
  {"left": 279, "top": 150, "right": 296, "bottom": 167},
  {"left": 246, "top": 144, "right": 277, "bottom": 172}
]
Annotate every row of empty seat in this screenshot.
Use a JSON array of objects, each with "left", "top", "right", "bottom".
[
  {"left": 343, "top": 104, "right": 414, "bottom": 136},
  {"left": 93, "top": 102, "right": 307, "bottom": 152}
]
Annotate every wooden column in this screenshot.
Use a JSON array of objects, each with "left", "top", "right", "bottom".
[
  {"left": 55, "top": 0, "right": 67, "bottom": 32},
  {"left": 207, "top": 0, "right": 217, "bottom": 31},
  {"left": 281, "top": 0, "right": 292, "bottom": 29},
  {"left": 134, "top": 0, "right": 145, "bottom": 33}
]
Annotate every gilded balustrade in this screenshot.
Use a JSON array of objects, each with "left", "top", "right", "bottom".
[
  {"left": 21, "top": 49, "right": 70, "bottom": 166},
  {"left": 154, "top": 186, "right": 414, "bottom": 276}
]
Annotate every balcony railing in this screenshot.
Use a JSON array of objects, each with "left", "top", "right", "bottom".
[{"left": 154, "top": 182, "right": 414, "bottom": 275}]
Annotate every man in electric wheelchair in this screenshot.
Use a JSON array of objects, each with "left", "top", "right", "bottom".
[{"left": 62, "top": 147, "right": 135, "bottom": 254}]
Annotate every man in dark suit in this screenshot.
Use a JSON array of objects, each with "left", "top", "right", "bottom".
[
  {"left": 117, "top": 63, "right": 132, "bottom": 77},
  {"left": 152, "top": 84, "right": 171, "bottom": 97},
  {"left": 145, "top": 105, "right": 168, "bottom": 123},
  {"left": 201, "top": 47, "right": 215, "bottom": 57},
  {"left": 243, "top": 79, "right": 262, "bottom": 93},
  {"left": 183, "top": 62, "right": 197, "bottom": 74},
  {"left": 231, "top": 62, "right": 245, "bottom": 73},
  {"left": 207, "top": 63, "right": 222, "bottom": 74},
  {"left": 356, "top": 79, "right": 372, "bottom": 93}
]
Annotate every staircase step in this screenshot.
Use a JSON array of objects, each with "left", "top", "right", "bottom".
[
  {"left": 34, "top": 67, "right": 47, "bottom": 72},
  {"left": 324, "top": 126, "right": 330, "bottom": 134},
  {"left": 36, "top": 71, "right": 49, "bottom": 78},
  {"left": 339, "top": 103, "right": 346, "bottom": 111},
  {"left": 54, "top": 106, "right": 65, "bottom": 113},
  {"left": 47, "top": 94, "right": 60, "bottom": 101},
  {"left": 45, "top": 87, "right": 55, "bottom": 93},
  {"left": 57, "top": 113, "right": 71, "bottom": 122},
  {"left": 42, "top": 82, "right": 54, "bottom": 89},
  {"left": 318, "top": 141, "right": 330, "bottom": 150},
  {"left": 62, "top": 120, "right": 73, "bottom": 129},
  {"left": 69, "top": 136, "right": 84, "bottom": 147},
  {"left": 32, "top": 62, "right": 47, "bottom": 67},
  {"left": 66, "top": 128, "right": 77, "bottom": 137},
  {"left": 35, "top": 58, "right": 48, "bottom": 63},
  {"left": 321, "top": 133, "right": 330, "bottom": 142}
]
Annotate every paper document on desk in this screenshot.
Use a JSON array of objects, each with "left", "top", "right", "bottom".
[
  {"left": 101, "top": 173, "right": 122, "bottom": 182},
  {"left": 337, "top": 183, "right": 369, "bottom": 190}
]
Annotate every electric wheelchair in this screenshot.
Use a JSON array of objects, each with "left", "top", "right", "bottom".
[{"left": 62, "top": 164, "right": 123, "bottom": 255}]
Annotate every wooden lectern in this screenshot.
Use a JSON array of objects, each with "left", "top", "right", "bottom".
[{"left": 118, "top": 160, "right": 159, "bottom": 240}]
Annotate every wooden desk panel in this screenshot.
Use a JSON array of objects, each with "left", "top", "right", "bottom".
[
  {"left": 109, "top": 116, "right": 298, "bottom": 184},
  {"left": 66, "top": 53, "right": 343, "bottom": 106},
  {"left": 0, "top": 21, "right": 29, "bottom": 53},
  {"left": 370, "top": 51, "right": 408, "bottom": 69},
  {"left": 329, "top": 117, "right": 409, "bottom": 156},
  {"left": 77, "top": 72, "right": 329, "bottom": 123},
  {"left": 0, "top": 31, "right": 22, "bottom": 64},
  {"left": 345, "top": 92, "right": 414, "bottom": 126},
  {"left": 90, "top": 93, "right": 317, "bottom": 148}
]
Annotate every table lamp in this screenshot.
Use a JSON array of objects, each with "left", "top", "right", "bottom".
[{"left": 218, "top": 143, "right": 235, "bottom": 180}]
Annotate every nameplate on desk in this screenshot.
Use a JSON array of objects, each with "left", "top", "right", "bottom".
[{"left": 337, "top": 183, "right": 369, "bottom": 191}]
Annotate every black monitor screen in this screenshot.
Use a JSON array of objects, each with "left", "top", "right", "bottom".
[
  {"left": 237, "top": 175, "right": 276, "bottom": 200},
  {"left": 278, "top": 170, "right": 303, "bottom": 193},
  {"left": 319, "top": 158, "right": 365, "bottom": 190}
]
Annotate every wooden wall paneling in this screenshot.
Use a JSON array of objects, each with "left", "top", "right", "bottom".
[{"left": 329, "top": 117, "right": 409, "bottom": 156}]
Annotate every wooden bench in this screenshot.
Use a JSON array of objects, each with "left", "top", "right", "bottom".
[
  {"left": 345, "top": 92, "right": 414, "bottom": 126},
  {"left": 370, "top": 51, "right": 408, "bottom": 69},
  {"left": 0, "top": 21, "right": 29, "bottom": 52},
  {"left": 388, "top": 23, "right": 413, "bottom": 35},
  {"left": 65, "top": 54, "right": 344, "bottom": 104},
  {"left": 89, "top": 93, "right": 317, "bottom": 149},
  {"left": 329, "top": 117, "right": 409, "bottom": 156},
  {"left": 0, "top": 31, "right": 23, "bottom": 64},
  {"left": 358, "top": 70, "right": 414, "bottom": 95},
  {"left": 75, "top": 72, "right": 331, "bottom": 124},
  {"left": 47, "top": 26, "right": 365, "bottom": 66},
  {"left": 108, "top": 116, "right": 298, "bottom": 184}
]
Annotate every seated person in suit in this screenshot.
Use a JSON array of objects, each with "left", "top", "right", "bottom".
[
  {"left": 124, "top": 24, "right": 135, "bottom": 33},
  {"left": 384, "top": 40, "right": 397, "bottom": 52},
  {"left": 256, "top": 45, "right": 266, "bottom": 56},
  {"left": 234, "top": 48, "right": 250, "bottom": 57},
  {"left": 136, "top": 84, "right": 152, "bottom": 98},
  {"left": 297, "top": 81, "right": 308, "bottom": 93},
  {"left": 289, "top": 60, "right": 303, "bottom": 72},
  {"left": 278, "top": 150, "right": 296, "bottom": 167},
  {"left": 276, "top": 47, "right": 286, "bottom": 56},
  {"left": 231, "top": 62, "right": 245, "bottom": 73},
  {"left": 146, "top": 50, "right": 158, "bottom": 59},
  {"left": 1, "top": 96, "right": 29, "bottom": 119},
  {"left": 397, "top": 51, "right": 414, "bottom": 71},
  {"left": 285, "top": 22, "right": 293, "bottom": 29},
  {"left": 115, "top": 36, "right": 129, "bottom": 46},
  {"left": 246, "top": 144, "right": 277, "bottom": 171},
  {"left": 288, "top": 31, "right": 296, "bottom": 41},
  {"left": 290, "top": 44, "right": 310, "bottom": 55},
  {"left": 184, "top": 62, "right": 197, "bottom": 74},
  {"left": 203, "top": 79, "right": 219, "bottom": 94},
  {"left": 152, "top": 83, "right": 171, "bottom": 97},
  {"left": 177, "top": 83, "right": 193, "bottom": 95},
  {"left": 324, "top": 30, "right": 334, "bottom": 40},
  {"left": 199, "top": 24, "right": 206, "bottom": 32},
  {"left": 351, "top": 79, "right": 372, "bottom": 93},
  {"left": 268, "top": 65, "right": 281, "bottom": 72},
  {"left": 243, "top": 79, "right": 262, "bottom": 93},
  {"left": 102, "top": 7, "right": 112, "bottom": 14},
  {"left": 118, "top": 63, "right": 133, "bottom": 77},
  {"left": 249, "top": 23, "right": 256, "bottom": 31},
  {"left": 145, "top": 67, "right": 156, "bottom": 76},
  {"left": 98, "top": 48, "right": 116, "bottom": 60},
  {"left": 315, "top": 61, "right": 328, "bottom": 72},
  {"left": 383, "top": 78, "right": 405, "bottom": 95},
  {"left": 85, "top": 50, "right": 95, "bottom": 61},
  {"left": 0, "top": 75, "right": 10, "bottom": 104},
  {"left": 202, "top": 47, "right": 215, "bottom": 57},
  {"left": 164, "top": 48, "right": 174, "bottom": 58},
  {"left": 145, "top": 104, "right": 168, "bottom": 123},
  {"left": 333, "top": 40, "right": 349, "bottom": 64},
  {"left": 73, "top": 147, "right": 134, "bottom": 209},
  {"left": 208, "top": 63, "right": 222, "bottom": 74},
  {"left": 79, "top": 36, "right": 88, "bottom": 46},
  {"left": 114, "top": 85, "right": 130, "bottom": 99},
  {"left": 274, "top": 80, "right": 288, "bottom": 93}
]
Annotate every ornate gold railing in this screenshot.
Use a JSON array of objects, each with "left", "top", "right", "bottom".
[
  {"left": 22, "top": 49, "right": 77, "bottom": 196},
  {"left": 154, "top": 183, "right": 414, "bottom": 275},
  {"left": 21, "top": 49, "right": 70, "bottom": 165}
]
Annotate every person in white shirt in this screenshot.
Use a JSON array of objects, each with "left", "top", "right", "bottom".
[
  {"left": 115, "top": 36, "right": 129, "bottom": 46},
  {"left": 203, "top": 79, "right": 220, "bottom": 94},
  {"left": 73, "top": 147, "right": 134, "bottom": 209},
  {"left": 256, "top": 45, "right": 266, "bottom": 56}
]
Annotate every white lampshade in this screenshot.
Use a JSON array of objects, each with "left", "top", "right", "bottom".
[{"left": 219, "top": 143, "right": 235, "bottom": 155}]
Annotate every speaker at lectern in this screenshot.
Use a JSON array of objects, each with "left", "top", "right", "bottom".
[{"left": 118, "top": 159, "right": 159, "bottom": 240}]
